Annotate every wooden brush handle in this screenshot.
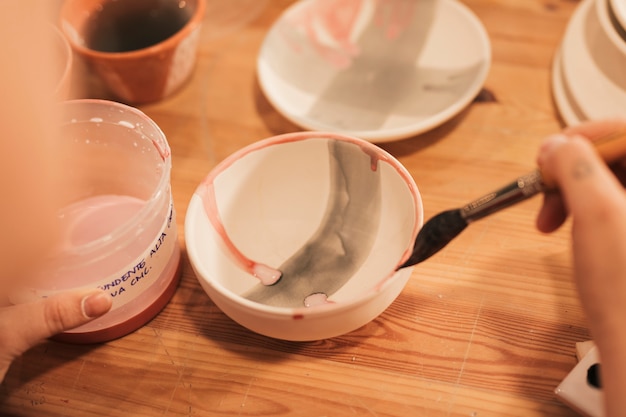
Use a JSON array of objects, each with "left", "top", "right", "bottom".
[{"left": 541, "top": 130, "right": 626, "bottom": 188}]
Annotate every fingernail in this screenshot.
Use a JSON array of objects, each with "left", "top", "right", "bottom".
[
  {"left": 541, "top": 134, "right": 569, "bottom": 153},
  {"left": 81, "top": 291, "right": 113, "bottom": 319},
  {"left": 538, "top": 134, "right": 569, "bottom": 165}
]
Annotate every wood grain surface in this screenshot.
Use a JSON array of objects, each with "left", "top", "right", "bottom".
[{"left": 1, "top": 1, "right": 591, "bottom": 416}]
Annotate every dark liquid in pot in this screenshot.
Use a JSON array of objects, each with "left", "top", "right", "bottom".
[{"left": 86, "top": 0, "right": 192, "bottom": 52}]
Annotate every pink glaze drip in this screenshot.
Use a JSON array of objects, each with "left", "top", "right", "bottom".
[
  {"left": 286, "top": 0, "right": 363, "bottom": 69},
  {"left": 283, "top": 0, "right": 418, "bottom": 68},
  {"left": 197, "top": 182, "right": 282, "bottom": 285},
  {"left": 304, "top": 292, "right": 335, "bottom": 307},
  {"left": 373, "top": 0, "right": 417, "bottom": 40},
  {"left": 253, "top": 263, "right": 282, "bottom": 286},
  {"left": 151, "top": 137, "right": 171, "bottom": 161}
]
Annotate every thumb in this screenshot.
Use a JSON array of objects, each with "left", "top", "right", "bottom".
[
  {"left": 2, "top": 289, "right": 112, "bottom": 354},
  {"left": 0, "top": 289, "right": 112, "bottom": 381}
]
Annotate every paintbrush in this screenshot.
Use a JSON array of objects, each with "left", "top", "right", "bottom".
[{"left": 398, "top": 130, "right": 626, "bottom": 269}]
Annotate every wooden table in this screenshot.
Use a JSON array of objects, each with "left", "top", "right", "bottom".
[{"left": 1, "top": 1, "right": 590, "bottom": 415}]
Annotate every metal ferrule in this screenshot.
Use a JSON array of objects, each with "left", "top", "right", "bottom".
[{"left": 460, "top": 169, "right": 545, "bottom": 223}]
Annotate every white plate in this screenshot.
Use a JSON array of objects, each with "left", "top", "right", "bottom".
[
  {"left": 257, "top": 0, "right": 491, "bottom": 142},
  {"left": 560, "top": 0, "right": 626, "bottom": 120},
  {"left": 551, "top": 47, "right": 585, "bottom": 126}
]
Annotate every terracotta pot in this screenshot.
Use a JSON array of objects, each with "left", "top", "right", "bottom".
[{"left": 60, "top": 0, "right": 205, "bottom": 104}]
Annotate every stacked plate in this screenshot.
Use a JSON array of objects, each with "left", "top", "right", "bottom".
[{"left": 553, "top": 0, "right": 626, "bottom": 125}]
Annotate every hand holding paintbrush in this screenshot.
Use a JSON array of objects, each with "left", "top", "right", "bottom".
[
  {"left": 399, "top": 125, "right": 626, "bottom": 268},
  {"left": 536, "top": 121, "right": 626, "bottom": 417}
]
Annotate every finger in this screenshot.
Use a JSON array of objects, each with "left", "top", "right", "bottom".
[
  {"left": 539, "top": 134, "right": 626, "bottom": 225},
  {"left": 536, "top": 191, "right": 567, "bottom": 233},
  {"left": 564, "top": 118, "right": 626, "bottom": 141},
  {"left": 535, "top": 134, "right": 570, "bottom": 233},
  {"left": 1, "top": 289, "right": 112, "bottom": 354}
]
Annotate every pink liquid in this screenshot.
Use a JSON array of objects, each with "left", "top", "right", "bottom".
[
  {"left": 58, "top": 195, "right": 145, "bottom": 249},
  {"left": 41, "top": 194, "right": 151, "bottom": 290}
]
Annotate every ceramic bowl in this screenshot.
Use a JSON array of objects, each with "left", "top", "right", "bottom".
[
  {"left": 60, "top": 0, "right": 205, "bottom": 104},
  {"left": 257, "top": 0, "right": 491, "bottom": 142},
  {"left": 185, "top": 132, "right": 422, "bottom": 341}
]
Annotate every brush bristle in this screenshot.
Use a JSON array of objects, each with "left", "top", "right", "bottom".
[{"left": 398, "top": 209, "right": 468, "bottom": 268}]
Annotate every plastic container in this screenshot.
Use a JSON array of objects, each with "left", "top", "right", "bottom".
[{"left": 12, "top": 99, "right": 181, "bottom": 343}]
